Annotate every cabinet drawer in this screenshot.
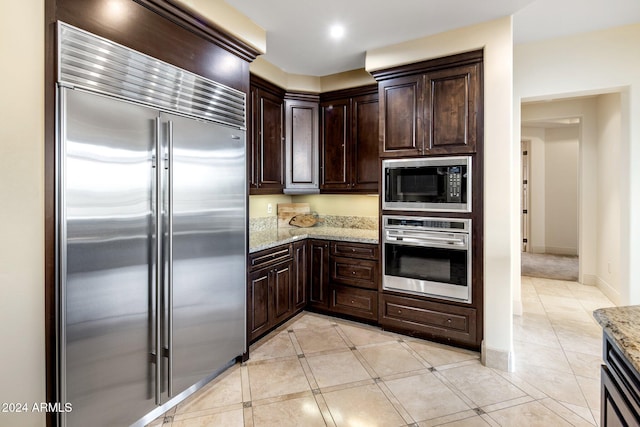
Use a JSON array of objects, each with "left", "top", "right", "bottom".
[
  {"left": 331, "top": 242, "right": 379, "bottom": 260},
  {"left": 330, "top": 285, "right": 378, "bottom": 321},
  {"left": 330, "top": 256, "right": 377, "bottom": 289},
  {"left": 380, "top": 294, "right": 477, "bottom": 347},
  {"left": 249, "top": 244, "right": 293, "bottom": 271}
]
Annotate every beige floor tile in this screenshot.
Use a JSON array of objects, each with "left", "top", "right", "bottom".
[
  {"left": 337, "top": 322, "right": 399, "bottom": 347},
  {"left": 513, "top": 339, "right": 572, "bottom": 373},
  {"left": 323, "top": 383, "right": 406, "bottom": 427},
  {"left": 176, "top": 367, "right": 243, "bottom": 414},
  {"left": 513, "top": 316, "right": 562, "bottom": 349},
  {"left": 406, "top": 340, "right": 478, "bottom": 368},
  {"left": 357, "top": 342, "right": 425, "bottom": 377},
  {"left": 249, "top": 330, "right": 296, "bottom": 362},
  {"left": 576, "top": 374, "right": 601, "bottom": 412},
  {"left": 538, "top": 398, "right": 596, "bottom": 426},
  {"left": 171, "top": 407, "right": 244, "bottom": 427},
  {"left": 293, "top": 326, "right": 349, "bottom": 354},
  {"left": 565, "top": 350, "right": 603, "bottom": 379},
  {"left": 252, "top": 396, "right": 325, "bottom": 427},
  {"left": 247, "top": 357, "right": 310, "bottom": 401},
  {"left": 487, "top": 401, "right": 573, "bottom": 426},
  {"left": 427, "top": 415, "right": 493, "bottom": 426},
  {"left": 512, "top": 365, "right": 588, "bottom": 408},
  {"left": 438, "top": 363, "right": 527, "bottom": 407},
  {"left": 288, "top": 312, "right": 335, "bottom": 330},
  {"left": 306, "top": 350, "right": 371, "bottom": 388},
  {"left": 385, "top": 372, "right": 471, "bottom": 421}
]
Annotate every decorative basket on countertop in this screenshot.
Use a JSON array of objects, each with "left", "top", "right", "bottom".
[{"left": 289, "top": 212, "right": 323, "bottom": 228}]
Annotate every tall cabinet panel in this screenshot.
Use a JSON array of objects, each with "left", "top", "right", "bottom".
[
  {"left": 320, "top": 99, "right": 350, "bottom": 190},
  {"left": 249, "top": 75, "right": 285, "bottom": 194},
  {"left": 351, "top": 93, "right": 379, "bottom": 191},
  {"left": 62, "top": 89, "right": 159, "bottom": 427}
]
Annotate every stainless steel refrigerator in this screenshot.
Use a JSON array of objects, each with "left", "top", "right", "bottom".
[{"left": 57, "top": 23, "right": 247, "bottom": 427}]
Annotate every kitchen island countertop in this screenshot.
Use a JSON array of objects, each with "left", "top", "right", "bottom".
[
  {"left": 593, "top": 305, "right": 640, "bottom": 373},
  {"left": 249, "top": 226, "right": 378, "bottom": 253}
]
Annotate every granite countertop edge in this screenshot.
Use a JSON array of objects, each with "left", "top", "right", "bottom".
[
  {"left": 249, "top": 226, "right": 378, "bottom": 253},
  {"left": 594, "top": 305, "right": 640, "bottom": 374}
]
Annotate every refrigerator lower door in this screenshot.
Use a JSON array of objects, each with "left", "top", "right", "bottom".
[
  {"left": 162, "top": 112, "right": 246, "bottom": 398},
  {"left": 60, "top": 88, "right": 159, "bottom": 426}
]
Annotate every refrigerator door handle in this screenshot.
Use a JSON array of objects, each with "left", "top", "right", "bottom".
[
  {"left": 154, "top": 116, "right": 163, "bottom": 405},
  {"left": 167, "top": 120, "right": 174, "bottom": 398}
]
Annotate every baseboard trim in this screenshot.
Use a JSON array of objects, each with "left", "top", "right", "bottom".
[
  {"left": 481, "top": 341, "right": 514, "bottom": 372},
  {"left": 513, "top": 298, "right": 523, "bottom": 316},
  {"left": 582, "top": 273, "right": 597, "bottom": 286},
  {"left": 595, "top": 276, "right": 621, "bottom": 306}
]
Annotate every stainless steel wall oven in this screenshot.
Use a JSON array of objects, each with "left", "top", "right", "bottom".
[{"left": 382, "top": 215, "right": 472, "bottom": 303}]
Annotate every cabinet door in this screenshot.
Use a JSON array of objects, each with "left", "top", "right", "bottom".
[
  {"left": 352, "top": 93, "right": 379, "bottom": 192},
  {"left": 254, "top": 87, "right": 284, "bottom": 193},
  {"left": 308, "top": 240, "right": 330, "bottom": 309},
  {"left": 271, "top": 261, "right": 293, "bottom": 324},
  {"left": 248, "top": 268, "right": 271, "bottom": 342},
  {"left": 424, "top": 63, "right": 480, "bottom": 154},
  {"left": 379, "top": 75, "right": 423, "bottom": 157},
  {"left": 321, "top": 100, "right": 350, "bottom": 190},
  {"left": 293, "top": 241, "right": 308, "bottom": 311},
  {"left": 284, "top": 99, "right": 319, "bottom": 192}
]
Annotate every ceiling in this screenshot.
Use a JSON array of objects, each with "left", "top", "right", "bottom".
[{"left": 225, "top": 0, "right": 640, "bottom": 76}]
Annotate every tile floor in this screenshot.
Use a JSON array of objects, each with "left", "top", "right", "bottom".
[{"left": 148, "top": 276, "right": 615, "bottom": 426}]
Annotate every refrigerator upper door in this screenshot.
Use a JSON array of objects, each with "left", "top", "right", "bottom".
[
  {"left": 162, "top": 112, "right": 246, "bottom": 398},
  {"left": 61, "top": 88, "right": 159, "bottom": 426}
]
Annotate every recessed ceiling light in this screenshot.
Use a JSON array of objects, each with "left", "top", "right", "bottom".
[{"left": 329, "top": 24, "right": 345, "bottom": 39}]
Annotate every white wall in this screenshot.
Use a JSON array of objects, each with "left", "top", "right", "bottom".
[
  {"left": 522, "top": 125, "right": 579, "bottom": 255},
  {"left": 515, "top": 23, "right": 640, "bottom": 305},
  {"left": 596, "top": 93, "right": 622, "bottom": 303},
  {"left": 544, "top": 126, "right": 579, "bottom": 255},
  {"left": 367, "top": 16, "right": 515, "bottom": 371},
  {"left": 0, "top": 2, "right": 46, "bottom": 426}
]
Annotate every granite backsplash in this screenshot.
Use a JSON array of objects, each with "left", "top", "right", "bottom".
[{"left": 249, "top": 215, "right": 378, "bottom": 233}]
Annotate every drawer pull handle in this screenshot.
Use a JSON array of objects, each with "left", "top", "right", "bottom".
[
  {"left": 351, "top": 300, "right": 355, "bottom": 304},
  {"left": 352, "top": 271, "right": 356, "bottom": 275},
  {"left": 447, "top": 319, "right": 452, "bottom": 323}
]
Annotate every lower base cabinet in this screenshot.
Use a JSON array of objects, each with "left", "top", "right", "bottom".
[
  {"left": 600, "top": 333, "right": 640, "bottom": 426},
  {"left": 379, "top": 293, "right": 477, "bottom": 349},
  {"left": 248, "top": 239, "right": 481, "bottom": 350},
  {"left": 248, "top": 244, "right": 297, "bottom": 342}
]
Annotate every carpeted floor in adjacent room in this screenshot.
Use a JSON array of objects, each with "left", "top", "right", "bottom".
[{"left": 521, "top": 252, "right": 579, "bottom": 282}]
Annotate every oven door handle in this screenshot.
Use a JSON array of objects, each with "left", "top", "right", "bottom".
[{"left": 386, "top": 232, "right": 468, "bottom": 248}]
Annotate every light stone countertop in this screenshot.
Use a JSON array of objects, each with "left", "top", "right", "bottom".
[
  {"left": 249, "top": 226, "right": 378, "bottom": 253},
  {"left": 593, "top": 305, "right": 640, "bottom": 374}
]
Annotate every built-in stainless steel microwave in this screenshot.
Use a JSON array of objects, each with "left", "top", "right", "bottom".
[{"left": 382, "top": 156, "right": 471, "bottom": 212}]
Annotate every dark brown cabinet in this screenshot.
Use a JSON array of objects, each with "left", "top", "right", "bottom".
[
  {"left": 249, "top": 75, "right": 285, "bottom": 194},
  {"left": 328, "top": 241, "right": 379, "bottom": 322},
  {"left": 306, "top": 239, "right": 379, "bottom": 322},
  {"left": 600, "top": 332, "right": 640, "bottom": 426},
  {"left": 292, "top": 240, "right": 308, "bottom": 311},
  {"left": 374, "top": 50, "right": 482, "bottom": 157},
  {"left": 379, "top": 294, "right": 478, "bottom": 348},
  {"left": 248, "top": 244, "right": 294, "bottom": 342},
  {"left": 320, "top": 86, "right": 379, "bottom": 193},
  {"left": 308, "top": 239, "right": 330, "bottom": 310}
]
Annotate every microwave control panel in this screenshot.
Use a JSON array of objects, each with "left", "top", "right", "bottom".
[{"left": 447, "top": 167, "right": 462, "bottom": 202}]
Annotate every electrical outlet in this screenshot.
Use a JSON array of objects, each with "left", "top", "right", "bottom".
[{"left": 267, "top": 203, "right": 273, "bottom": 214}]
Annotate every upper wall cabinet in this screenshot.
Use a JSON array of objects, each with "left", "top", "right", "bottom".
[
  {"left": 249, "top": 75, "right": 285, "bottom": 194},
  {"left": 284, "top": 93, "right": 320, "bottom": 194},
  {"left": 373, "top": 50, "right": 483, "bottom": 157},
  {"left": 320, "top": 85, "right": 379, "bottom": 193}
]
